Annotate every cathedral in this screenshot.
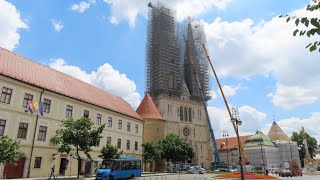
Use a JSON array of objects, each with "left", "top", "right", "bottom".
[{"left": 136, "top": 3, "right": 213, "bottom": 169}]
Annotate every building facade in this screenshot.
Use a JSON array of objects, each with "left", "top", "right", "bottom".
[
  {"left": 0, "top": 48, "right": 143, "bottom": 178},
  {"left": 144, "top": 3, "right": 213, "bottom": 169}
]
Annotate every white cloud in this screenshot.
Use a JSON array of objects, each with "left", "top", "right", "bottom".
[
  {"left": 70, "top": 0, "right": 95, "bottom": 13},
  {"left": 0, "top": 0, "right": 28, "bottom": 50},
  {"left": 103, "top": 0, "right": 232, "bottom": 27},
  {"left": 208, "top": 105, "right": 266, "bottom": 138},
  {"left": 49, "top": 58, "right": 141, "bottom": 107},
  {"left": 203, "top": 8, "right": 320, "bottom": 109},
  {"left": 51, "top": 19, "right": 63, "bottom": 32},
  {"left": 221, "top": 85, "right": 240, "bottom": 97},
  {"left": 262, "top": 112, "right": 320, "bottom": 142}
]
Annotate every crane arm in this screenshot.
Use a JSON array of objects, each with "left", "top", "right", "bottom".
[{"left": 201, "top": 44, "right": 248, "bottom": 164}]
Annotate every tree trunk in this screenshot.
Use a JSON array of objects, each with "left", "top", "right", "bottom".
[{"left": 77, "top": 147, "right": 80, "bottom": 178}]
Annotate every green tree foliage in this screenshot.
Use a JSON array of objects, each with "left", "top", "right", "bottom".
[
  {"left": 99, "top": 143, "right": 123, "bottom": 160},
  {"left": 0, "top": 136, "right": 24, "bottom": 165},
  {"left": 280, "top": 0, "right": 320, "bottom": 52},
  {"left": 142, "top": 142, "right": 161, "bottom": 163},
  {"left": 160, "top": 134, "right": 195, "bottom": 163},
  {"left": 50, "top": 117, "right": 105, "bottom": 178},
  {"left": 291, "top": 131, "right": 317, "bottom": 167}
]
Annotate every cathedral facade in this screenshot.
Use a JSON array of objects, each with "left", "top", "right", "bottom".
[{"left": 137, "top": 3, "right": 214, "bottom": 169}]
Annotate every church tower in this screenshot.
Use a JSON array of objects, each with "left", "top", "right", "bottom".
[{"left": 143, "top": 3, "right": 213, "bottom": 168}]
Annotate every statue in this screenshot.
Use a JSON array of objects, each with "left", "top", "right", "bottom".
[{"left": 302, "top": 126, "right": 317, "bottom": 174}]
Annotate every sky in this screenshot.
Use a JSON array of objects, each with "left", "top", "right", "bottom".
[{"left": 1, "top": 0, "right": 320, "bottom": 142}]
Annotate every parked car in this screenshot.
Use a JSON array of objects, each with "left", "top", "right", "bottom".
[
  {"left": 188, "top": 166, "right": 206, "bottom": 174},
  {"left": 291, "top": 168, "right": 303, "bottom": 176},
  {"left": 279, "top": 169, "right": 293, "bottom": 177}
]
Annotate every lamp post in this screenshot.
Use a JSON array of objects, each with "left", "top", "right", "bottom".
[
  {"left": 231, "top": 108, "right": 244, "bottom": 180},
  {"left": 258, "top": 138, "right": 265, "bottom": 173},
  {"left": 223, "top": 130, "right": 230, "bottom": 171}
]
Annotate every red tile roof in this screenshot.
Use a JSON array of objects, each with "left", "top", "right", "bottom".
[
  {"left": 136, "top": 93, "right": 164, "bottom": 120},
  {"left": 0, "top": 48, "right": 142, "bottom": 120},
  {"left": 216, "top": 135, "right": 251, "bottom": 151}
]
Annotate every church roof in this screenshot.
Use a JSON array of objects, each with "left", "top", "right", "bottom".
[
  {"left": 216, "top": 135, "right": 251, "bottom": 150},
  {"left": 244, "top": 131, "right": 275, "bottom": 147},
  {"left": 268, "top": 121, "right": 291, "bottom": 141},
  {"left": 0, "top": 48, "right": 142, "bottom": 120},
  {"left": 136, "top": 93, "right": 164, "bottom": 120}
]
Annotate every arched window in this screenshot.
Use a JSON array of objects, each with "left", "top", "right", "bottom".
[
  {"left": 180, "top": 106, "right": 183, "bottom": 121},
  {"left": 184, "top": 107, "right": 188, "bottom": 122},
  {"left": 188, "top": 108, "right": 192, "bottom": 122}
]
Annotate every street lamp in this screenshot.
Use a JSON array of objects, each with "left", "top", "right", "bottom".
[
  {"left": 231, "top": 108, "right": 244, "bottom": 180},
  {"left": 223, "top": 130, "right": 230, "bottom": 171},
  {"left": 258, "top": 138, "right": 265, "bottom": 173}
]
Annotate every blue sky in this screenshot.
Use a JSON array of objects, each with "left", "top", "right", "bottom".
[{"left": 2, "top": 0, "right": 320, "bottom": 141}]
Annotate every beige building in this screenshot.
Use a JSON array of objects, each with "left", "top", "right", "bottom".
[{"left": 0, "top": 48, "right": 143, "bottom": 178}]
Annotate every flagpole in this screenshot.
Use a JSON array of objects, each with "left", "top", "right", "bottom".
[{"left": 27, "top": 89, "right": 44, "bottom": 178}]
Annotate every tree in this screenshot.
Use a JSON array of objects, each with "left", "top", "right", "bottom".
[
  {"left": 291, "top": 131, "right": 317, "bottom": 167},
  {"left": 142, "top": 141, "right": 162, "bottom": 171},
  {"left": 50, "top": 117, "right": 105, "bottom": 178},
  {"left": 159, "top": 134, "right": 195, "bottom": 163},
  {"left": 99, "top": 143, "right": 123, "bottom": 160},
  {"left": 0, "top": 136, "right": 24, "bottom": 177},
  {"left": 280, "top": 0, "right": 320, "bottom": 52}
]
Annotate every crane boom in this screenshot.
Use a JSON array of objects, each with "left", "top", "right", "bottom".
[
  {"left": 194, "top": 72, "right": 221, "bottom": 163},
  {"left": 201, "top": 44, "right": 248, "bottom": 164}
]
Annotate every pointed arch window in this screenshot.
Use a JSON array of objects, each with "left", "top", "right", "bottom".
[
  {"left": 180, "top": 106, "right": 183, "bottom": 121},
  {"left": 184, "top": 107, "right": 188, "bottom": 122},
  {"left": 188, "top": 108, "right": 192, "bottom": 122}
]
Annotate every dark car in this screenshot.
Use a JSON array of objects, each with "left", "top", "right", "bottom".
[{"left": 279, "top": 169, "right": 293, "bottom": 177}]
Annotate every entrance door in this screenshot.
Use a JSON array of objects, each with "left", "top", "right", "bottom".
[
  {"left": 59, "top": 158, "right": 68, "bottom": 175},
  {"left": 3, "top": 158, "right": 26, "bottom": 179},
  {"left": 84, "top": 161, "right": 92, "bottom": 175}
]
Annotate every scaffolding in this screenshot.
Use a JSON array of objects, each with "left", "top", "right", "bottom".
[{"left": 146, "top": 3, "right": 210, "bottom": 102}]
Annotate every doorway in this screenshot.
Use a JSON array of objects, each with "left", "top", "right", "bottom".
[{"left": 59, "top": 158, "right": 68, "bottom": 175}]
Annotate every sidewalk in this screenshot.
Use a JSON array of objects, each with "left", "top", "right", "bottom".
[{"left": 9, "top": 172, "right": 178, "bottom": 180}]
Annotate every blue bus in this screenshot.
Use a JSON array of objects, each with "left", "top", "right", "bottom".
[{"left": 96, "top": 158, "right": 142, "bottom": 180}]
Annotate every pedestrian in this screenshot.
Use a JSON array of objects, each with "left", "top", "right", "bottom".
[{"left": 48, "top": 165, "right": 56, "bottom": 180}]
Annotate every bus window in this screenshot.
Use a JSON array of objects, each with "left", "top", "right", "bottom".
[
  {"left": 100, "top": 160, "right": 113, "bottom": 169},
  {"left": 113, "top": 162, "right": 120, "bottom": 170}
]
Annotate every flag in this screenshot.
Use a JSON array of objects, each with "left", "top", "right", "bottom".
[
  {"left": 34, "top": 101, "right": 39, "bottom": 111},
  {"left": 38, "top": 102, "right": 44, "bottom": 116},
  {"left": 28, "top": 100, "right": 35, "bottom": 113}
]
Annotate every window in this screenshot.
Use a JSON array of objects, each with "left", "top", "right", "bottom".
[
  {"left": 135, "top": 141, "right": 138, "bottom": 151},
  {"left": 17, "top": 123, "right": 28, "bottom": 138},
  {"left": 118, "top": 120, "right": 122, "bottom": 130},
  {"left": 188, "top": 108, "right": 192, "bottom": 122},
  {"left": 0, "top": 87, "right": 13, "bottom": 104},
  {"left": 65, "top": 105, "right": 73, "bottom": 118},
  {"left": 184, "top": 107, "right": 188, "bottom": 122},
  {"left": 96, "top": 114, "right": 102, "bottom": 125},
  {"left": 84, "top": 110, "right": 89, "bottom": 118},
  {"left": 180, "top": 106, "right": 183, "bottom": 121},
  {"left": 107, "top": 137, "right": 111, "bottom": 144},
  {"left": 43, "top": 98, "right": 51, "bottom": 113},
  {"left": 34, "top": 157, "right": 42, "bottom": 168},
  {"left": 117, "top": 138, "right": 121, "bottom": 149},
  {"left": 135, "top": 124, "right": 138, "bottom": 134},
  {"left": 0, "top": 119, "right": 6, "bottom": 136},
  {"left": 108, "top": 117, "right": 112, "bottom": 127},
  {"left": 38, "top": 126, "right": 47, "bottom": 141},
  {"left": 126, "top": 140, "right": 130, "bottom": 150},
  {"left": 127, "top": 122, "right": 131, "bottom": 132},
  {"left": 22, "top": 93, "right": 33, "bottom": 108},
  {"left": 95, "top": 139, "right": 100, "bottom": 147}
]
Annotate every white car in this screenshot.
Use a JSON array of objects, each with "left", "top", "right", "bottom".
[{"left": 188, "top": 166, "right": 206, "bottom": 174}]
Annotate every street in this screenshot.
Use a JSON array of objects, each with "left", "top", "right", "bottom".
[{"left": 133, "top": 174, "right": 212, "bottom": 180}]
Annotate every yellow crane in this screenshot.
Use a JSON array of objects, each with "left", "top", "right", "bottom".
[{"left": 201, "top": 44, "right": 248, "bottom": 164}]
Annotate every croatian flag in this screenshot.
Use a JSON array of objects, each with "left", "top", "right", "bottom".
[
  {"left": 28, "top": 100, "right": 35, "bottom": 113},
  {"left": 38, "top": 102, "right": 44, "bottom": 116}
]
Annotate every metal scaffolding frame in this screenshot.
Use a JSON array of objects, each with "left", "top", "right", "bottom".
[{"left": 146, "top": 3, "right": 210, "bottom": 102}]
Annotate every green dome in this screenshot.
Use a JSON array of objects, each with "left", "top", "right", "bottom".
[{"left": 243, "top": 131, "right": 275, "bottom": 147}]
